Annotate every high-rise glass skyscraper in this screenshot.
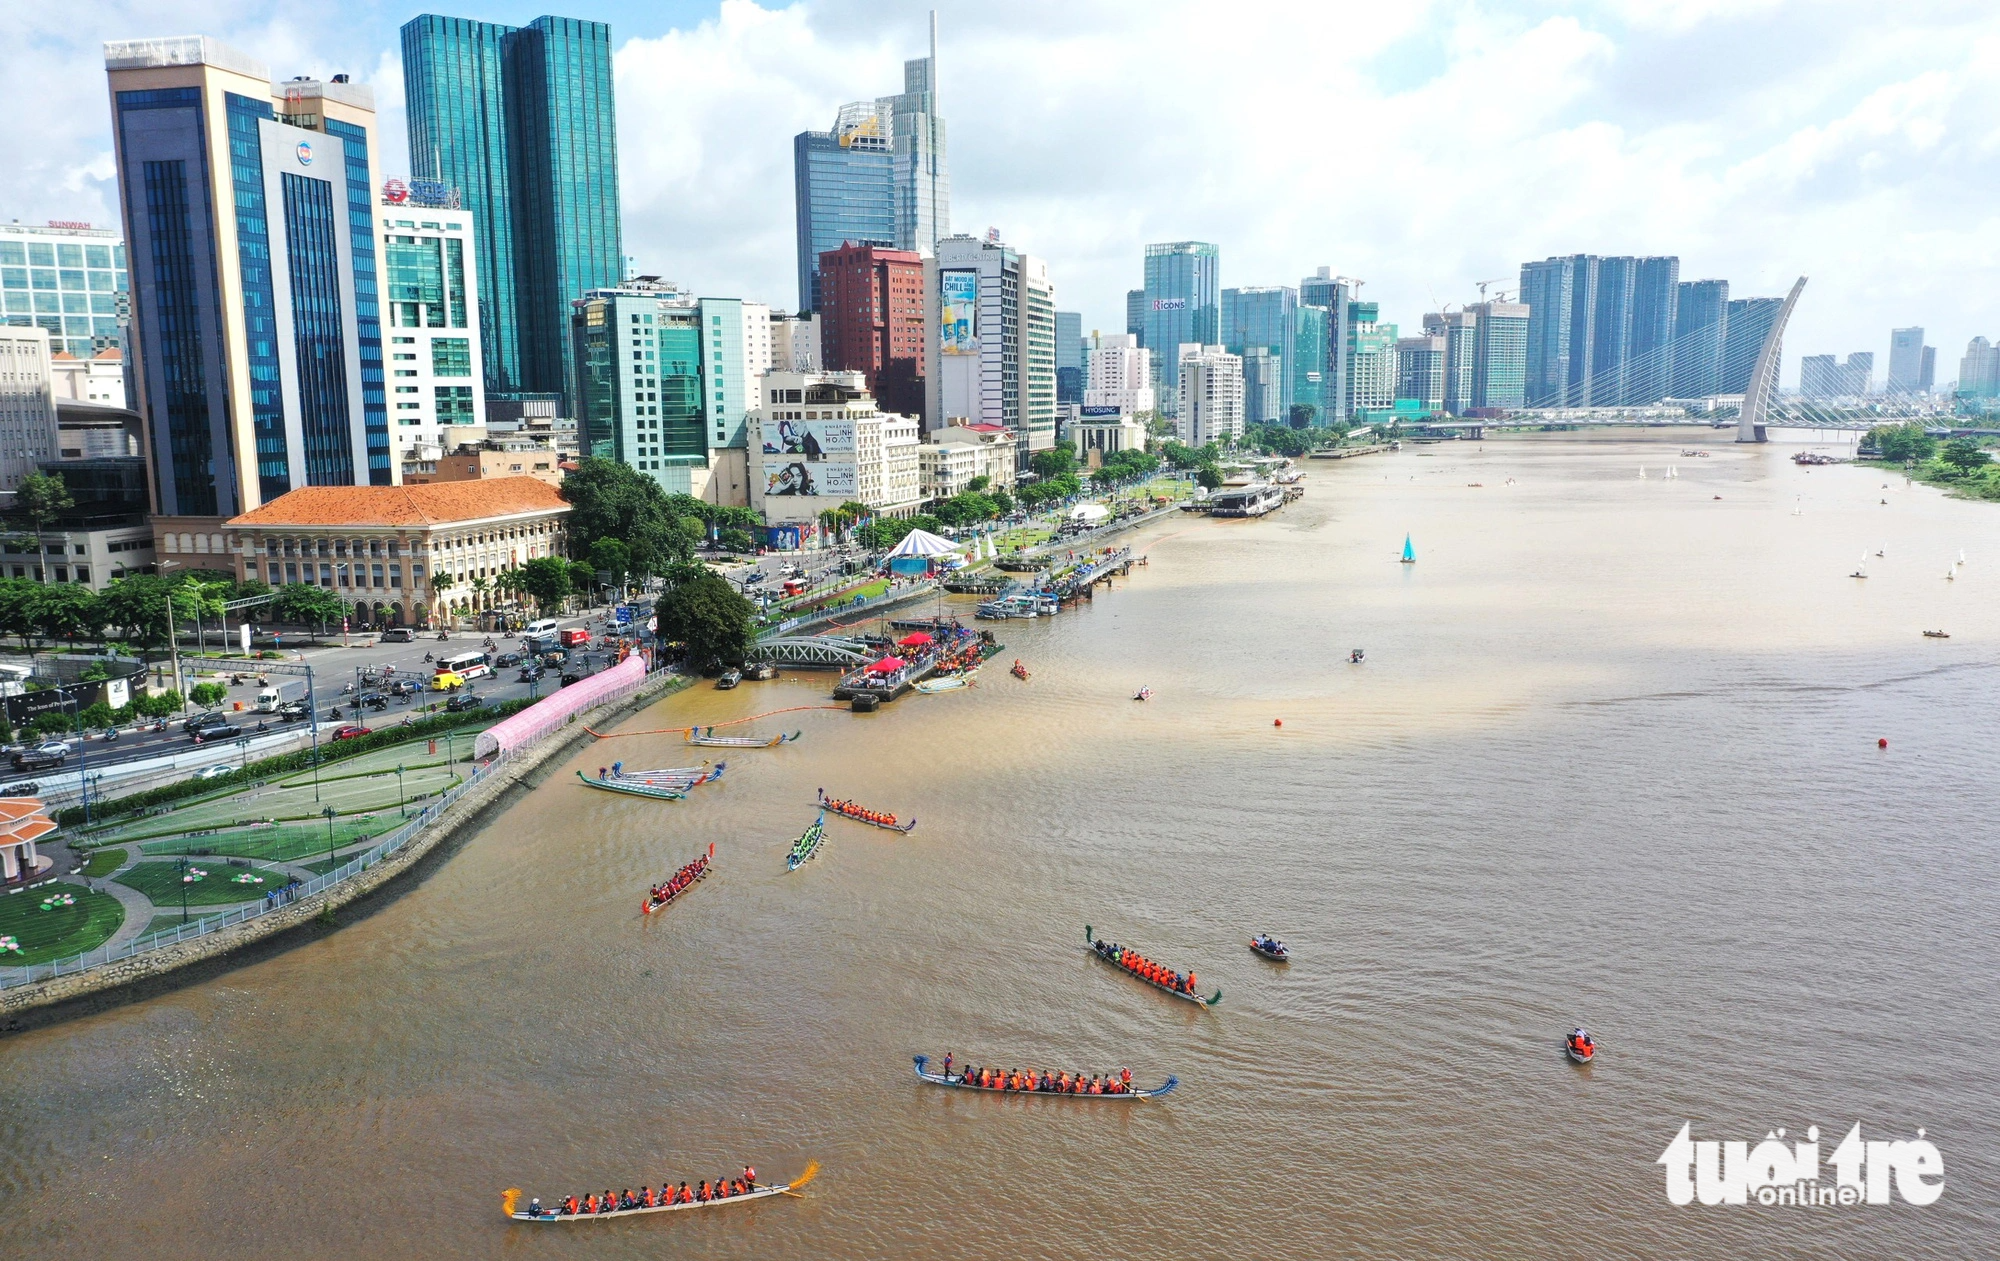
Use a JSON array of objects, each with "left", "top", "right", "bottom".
[
  {"left": 1720, "top": 297, "right": 1784, "bottom": 394},
  {"left": 1221, "top": 286, "right": 1297, "bottom": 416},
  {"left": 1299, "top": 268, "right": 1352, "bottom": 422},
  {"left": 1141, "top": 242, "right": 1219, "bottom": 417},
  {"left": 1627, "top": 256, "right": 1679, "bottom": 405},
  {"left": 107, "top": 37, "right": 390, "bottom": 520},
  {"left": 402, "top": 13, "right": 624, "bottom": 409},
  {"left": 794, "top": 26, "right": 949, "bottom": 315},
  {"left": 1671, "top": 279, "right": 1729, "bottom": 398},
  {"left": 1055, "top": 310, "right": 1083, "bottom": 404}
]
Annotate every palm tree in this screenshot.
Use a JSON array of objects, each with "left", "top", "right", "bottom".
[{"left": 429, "top": 573, "right": 456, "bottom": 629}]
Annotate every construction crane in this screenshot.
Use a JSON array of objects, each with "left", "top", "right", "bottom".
[{"left": 1474, "top": 277, "right": 1511, "bottom": 302}]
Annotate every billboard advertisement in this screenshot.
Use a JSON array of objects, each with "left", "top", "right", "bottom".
[
  {"left": 940, "top": 270, "right": 978, "bottom": 355},
  {"left": 1152, "top": 297, "right": 1187, "bottom": 311},
  {"left": 761, "top": 416, "right": 855, "bottom": 458},
  {"left": 765, "top": 461, "right": 858, "bottom": 498}
]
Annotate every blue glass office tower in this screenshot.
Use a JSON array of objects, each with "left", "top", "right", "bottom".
[
  {"left": 1141, "top": 242, "right": 1219, "bottom": 417},
  {"left": 1055, "top": 310, "right": 1083, "bottom": 404},
  {"left": 1671, "top": 279, "right": 1729, "bottom": 397},
  {"left": 793, "top": 126, "right": 896, "bottom": 314},
  {"left": 107, "top": 37, "right": 389, "bottom": 518},
  {"left": 1222, "top": 286, "right": 1298, "bottom": 415},
  {"left": 402, "top": 14, "right": 624, "bottom": 409}
]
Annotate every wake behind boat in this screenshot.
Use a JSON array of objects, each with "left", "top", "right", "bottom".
[
  {"left": 1085, "top": 926, "right": 1219, "bottom": 1006},
  {"left": 503, "top": 1163, "right": 817, "bottom": 1223},
  {"left": 786, "top": 812, "right": 827, "bottom": 871},
  {"left": 816, "top": 790, "right": 915, "bottom": 833},
  {"left": 687, "top": 727, "right": 800, "bottom": 749},
  {"left": 913, "top": 1055, "right": 1177, "bottom": 1099}
]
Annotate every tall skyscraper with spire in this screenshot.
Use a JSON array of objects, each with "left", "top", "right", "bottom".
[{"left": 794, "top": 13, "right": 950, "bottom": 313}]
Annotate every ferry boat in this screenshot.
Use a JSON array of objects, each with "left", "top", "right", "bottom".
[{"left": 1206, "top": 483, "right": 1285, "bottom": 518}]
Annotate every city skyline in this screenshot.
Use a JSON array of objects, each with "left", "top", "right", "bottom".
[{"left": 6, "top": 1, "right": 1998, "bottom": 388}]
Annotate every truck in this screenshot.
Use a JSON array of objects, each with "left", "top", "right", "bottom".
[{"left": 256, "top": 678, "right": 308, "bottom": 712}]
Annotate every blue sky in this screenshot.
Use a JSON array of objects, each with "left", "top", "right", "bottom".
[{"left": 10, "top": 0, "right": 1999, "bottom": 386}]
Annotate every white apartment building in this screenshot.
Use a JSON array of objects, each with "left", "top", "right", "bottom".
[
  {"left": 750, "top": 370, "right": 923, "bottom": 529},
  {"left": 49, "top": 348, "right": 126, "bottom": 408},
  {"left": 0, "top": 325, "right": 61, "bottom": 495},
  {"left": 925, "top": 232, "right": 1056, "bottom": 472},
  {"left": 379, "top": 196, "right": 484, "bottom": 466},
  {"left": 1084, "top": 334, "right": 1154, "bottom": 414},
  {"left": 919, "top": 439, "right": 980, "bottom": 500},
  {"left": 770, "top": 312, "right": 821, "bottom": 374},
  {"left": 1073, "top": 416, "right": 1149, "bottom": 462},
  {"left": 1178, "top": 345, "right": 1244, "bottom": 447}
]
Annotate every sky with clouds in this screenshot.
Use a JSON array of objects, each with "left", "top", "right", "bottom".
[{"left": 9, "top": 0, "right": 1998, "bottom": 386}]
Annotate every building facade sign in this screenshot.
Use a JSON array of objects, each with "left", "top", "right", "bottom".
[
  {"left": 765, "top": 460, "right": 857, "bottom": 498},
  {"left": 940, "top": 269, "right": 978, "bottom": 355},
  {"left": 760, "top": 416, "right": 855, "bottom": 458}
]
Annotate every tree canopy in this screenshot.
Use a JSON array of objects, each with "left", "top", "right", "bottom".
[
  {"left": 1940, "top": 437, "right": 1990, "bottom": 475},
  {"left": 560, "top": 457, "right": 697, "bottom": 575},
  {"left": 655, "top": 572, "right": 756, "bottom": 673},
  {"left": 1867, "top": 422, "right": 1936, "bottom": 463}
]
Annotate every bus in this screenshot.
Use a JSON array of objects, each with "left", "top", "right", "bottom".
[{"left": 434, "top": 650, "right": 492, "bottom": 681}]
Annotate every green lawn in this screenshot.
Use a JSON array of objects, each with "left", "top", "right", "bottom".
[
  {"left": 85, "top": 756, "right": 463, "bottom": 849},
  {"left": 117, "top": 860, "right": 287, "bottom": 907},
  {"left": 139, "top": 818, "right": 389, "bottom": 863},
  {"left": 79, "top": 848, "right": 128, "bottom": 878},
  {"left": 0, "top": 883, "right": 125, "bottom": 965}
]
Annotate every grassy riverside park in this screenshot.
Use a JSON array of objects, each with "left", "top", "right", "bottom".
[
  {"left": 0, "top": 717, "right": 508, "bottom": 973},
  {"left": 0, "top": 885, "right": 125, "bottom": 966},
  {"left": 116, "top": 860, "right": 286, "bottom": 907}
]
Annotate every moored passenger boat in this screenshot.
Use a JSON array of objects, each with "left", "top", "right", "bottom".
[{"left": 687, "top": 728, "right": 801, "bottom": 749}]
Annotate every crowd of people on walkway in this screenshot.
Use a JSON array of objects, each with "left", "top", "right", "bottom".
[
  {"left": 1093, "top": 938, "right": 1199, "bottom": 996},
  {"left": 524, "top": 1167, "right": 759, "bottom": 1217}
]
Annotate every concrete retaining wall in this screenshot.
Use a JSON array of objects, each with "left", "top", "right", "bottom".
[{"left": 1, "top": 670, "right": 692, "bottom": 1023}]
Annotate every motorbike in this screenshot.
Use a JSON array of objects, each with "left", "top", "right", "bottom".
[
  {"left": 436, "top": 631, "right": 450, "bottom": 642},
  {"left": 254, "top": 721, "right": 270, "bottom": 734},
  {"left": 423, "top": 652, "right": 435, "bottom": 663},
  {"left": 149, "top": 720, "right": 168, "bottom": 733}
]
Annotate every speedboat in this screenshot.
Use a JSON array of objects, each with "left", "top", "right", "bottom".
[
  {"left": 1010, "top": 661, "right": 1030, "bottom": 681},
  {"left": 1250, "top": 934, "right": 1289, "bottom": 961},
  {"left": 1565, "top": 1028, "right": 1596, "bottom": 1064},
  {"left": 1923, "top": 629, "right": 1950, "bottom": 639},
  {"left": 1133, "top": 686, "right": 1151, "bottom": 701},
  {"left": 1348, "top": 648, "right": 1364, "bottom": 664},
  {"left": 715, "top": 669, "right": 742, "bottom": 690}
]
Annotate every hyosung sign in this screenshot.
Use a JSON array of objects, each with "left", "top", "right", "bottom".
[{"left": 940, "top": 270, "right": 978, "bottom": 355}]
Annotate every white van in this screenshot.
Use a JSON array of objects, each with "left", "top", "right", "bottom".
[{"left": 526, "top": 618, "right": 560, "bottom": 638}]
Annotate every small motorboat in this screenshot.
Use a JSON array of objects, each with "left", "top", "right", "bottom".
[
  {"left": 1133, "top": 686, "right": 1152, "bottom": 701},
  {"left": 1566, "top": 1028, "right": 1596, "bottom": 1064},
  {"left": 1010, "top": 660, "right": 1030, "bottom": 681},
  {"left": 1250, "top": 933, "right": 1289, "bottom": 961},
  {"left": 1923, "top": 629, "right": 1950, "bottom": 639},
  {"left": 1348, "top": 648, "right": 1364, "bottom": 664},
  {"left": 715, "top": 669, "right": 742, "bottom": 689}
]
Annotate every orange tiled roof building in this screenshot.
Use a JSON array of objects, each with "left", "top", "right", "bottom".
[
  {"left": 220, "top": 479, "right": 571, "bottom": 629},
  {"left": 0, "top": 798, "right": 55, "bottom": 885}
]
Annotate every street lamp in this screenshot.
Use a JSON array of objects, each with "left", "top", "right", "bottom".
[
  {"left": 322, "top": 805, "right": 338, "bottom": 873},
  {"left": 395, "top": 762, "right": 405, "bottom": 816},
  {"left": 177, "top": 854, "right": 203, "bottom": 924}
]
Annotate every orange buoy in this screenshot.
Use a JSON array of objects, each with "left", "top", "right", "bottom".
[
  {"left": 1878, "top": 737, "right": 1888, "bottom": 749},
  {"left": 1273, "top": 719, "right": 1283, "bottom": 727}
]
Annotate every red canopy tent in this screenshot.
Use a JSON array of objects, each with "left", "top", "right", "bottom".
[
  {"left": 897, "top": 631, "right": 934, "bottom": 647},
  {"left": 866, "top": 656, "right": 904, "bottom": 674}
]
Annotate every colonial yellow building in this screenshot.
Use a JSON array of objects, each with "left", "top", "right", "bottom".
[{"left": 220, "top": 478, "right": 570, "bottom": 628}]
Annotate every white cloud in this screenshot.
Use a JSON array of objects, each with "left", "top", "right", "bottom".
[{"left": 7, "top": 0, "right": 2000, "bottom": 383}]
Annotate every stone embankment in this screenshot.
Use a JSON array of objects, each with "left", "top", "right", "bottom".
[{"left": 1, "top": 670, "right": 691, "bottom": 1025}]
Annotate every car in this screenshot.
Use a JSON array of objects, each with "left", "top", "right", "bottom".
[
  {"left": 0, "top": 781, "right": 38, "bottom": 796},
  {"left": 517, "top": 664, "right": 545, "bottom": 682},
  {"left": 35, "top": 741, "right": 71, "bottom": 758},
  {"left": 190, "top": 723, "right": 239, "bottom": 743},
  {"left": 11, "top": 749, "right": 64, "bottom": 771},
  {"left": 378, "top": 627, "right": 415, "bottom": 643},
  {"left": 276, "top": 700, "right": 311, "bottom": 719},
  {"left": 184, "top": 711, "right": 232, "bottom": 735},
  {"left": 444, "top": 693, "right": 487, "bottom": 713},
  {"left": 389, "top": 679, "right": 421, "bottom": 697},
  {"left": 197, "top": 763, "right": 234, "bottom": 781},
  {"left": 493, "top": 652, "right": 522, "bottom": 669},
  {"left": 331, "top": 725, "right": 373, "bottom": 741},
  {"left": 356, "top": 692, "right": 390, "bottom": 711},
  {"left": 430, "top": 672, "right": 465, "bottom": 691}
]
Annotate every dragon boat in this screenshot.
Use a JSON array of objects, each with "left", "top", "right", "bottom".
[
  {"left": 502, "top": 1163, "right": 817, "bottom": 1223},
  {"left": 913, "top": 1056, "right": 1176, "bottom": 1099},
  {"left": 816, "top": 789, "right": 916, "bottom": 833},
  {"left": 1085, "top": 926, "right": 1220, "bottom": 1006}
]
